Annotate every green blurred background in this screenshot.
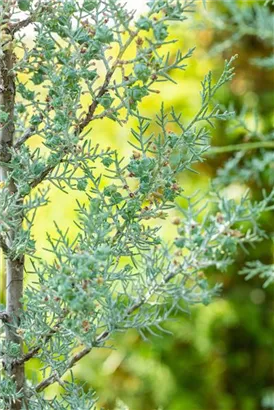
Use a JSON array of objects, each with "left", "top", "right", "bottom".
[{"left": 1, "top": 1, "right": 273, "bottom": 409}]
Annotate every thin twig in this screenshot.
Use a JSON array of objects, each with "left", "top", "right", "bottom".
[
  {"left": 13, "top": 128, "right": 35, "bottom": 149},
  {"left": 207, "top": 141, "right": 274, "bottom": 155},
  {"left": 35, "top": 272, "right": 175, "bottom": 393},
  {"left": 10, "top": 16, "right": 35, "bottom": 34},
  {"left": 12, "top": 314, "right": 67, "bottom": 366},
  {"left": 10, "top": 2, "right": 50, "bottom": 34}
]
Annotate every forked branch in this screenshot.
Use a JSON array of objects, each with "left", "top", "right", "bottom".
[{"left": 35, "top": 271, "right": 176, "bottom": 393}]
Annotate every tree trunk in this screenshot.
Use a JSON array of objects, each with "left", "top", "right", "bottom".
[{"left": 1, "top": 5, "right": 25, "bottom": 409}]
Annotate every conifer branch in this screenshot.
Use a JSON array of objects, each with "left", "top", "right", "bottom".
[
  {"left": 13, "top": 127, "right": 35, "bottom": 149},
  {"left": 10, "top": 2, "right": 50, "bottom": 34},
  {"left": 12, "top": 314, "right": 67, "bottom": 367},
  {"left": 35, "top": 271, "right": 176, "bottom": 393},
  {"left": 30, "top": 31, "right": 138, "bottom": 190}
]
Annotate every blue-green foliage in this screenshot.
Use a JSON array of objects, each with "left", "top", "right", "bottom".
[{"left": 0, "top": 0, "right": 273, "bottom": 408}]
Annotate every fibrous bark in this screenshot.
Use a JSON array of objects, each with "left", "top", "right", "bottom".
[{"left": 0, "top": 5, "right": 25, "bottom": 409}]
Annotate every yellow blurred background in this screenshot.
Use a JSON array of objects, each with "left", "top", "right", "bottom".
[{"left": 1, "top": 1, "right": 273, "bottom": 409}]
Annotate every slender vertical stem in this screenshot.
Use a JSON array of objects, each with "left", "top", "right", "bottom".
[{"left": 0, "top": 3, "right": 25, "bottom": 409}]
